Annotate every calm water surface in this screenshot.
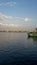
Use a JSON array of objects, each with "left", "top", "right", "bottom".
[{"left": 0, "top": 32, "right": 37, "bottom": 65}]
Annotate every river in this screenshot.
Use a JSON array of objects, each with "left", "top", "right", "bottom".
[{"left": 0, "top": 32, "right": 37, "bottom": 65}]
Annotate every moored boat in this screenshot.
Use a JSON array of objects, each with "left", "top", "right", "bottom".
[
  {"left": 28, "top": 28, "right": 37, "bottom": 37},
  {"left": 28, "top": 32, "right": 37, "bottom": 37}
]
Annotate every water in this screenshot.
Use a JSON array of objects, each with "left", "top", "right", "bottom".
[{"left": 0, "top": 32, "right": 37, "bottom": 65}]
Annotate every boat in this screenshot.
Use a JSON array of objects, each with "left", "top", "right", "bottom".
[
  {"left": 28, "top": 28, "right": 37, "bottom": 37},
  {"left": 28, "top": 32, "right": 37, "bottom": 37}
]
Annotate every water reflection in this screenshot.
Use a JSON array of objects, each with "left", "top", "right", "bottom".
[
  {"left": 0, "top": 32, "right": 34, "bottom": 49},
  {"left": 28, "top": 36, "right": 37, "bottom": 41}
]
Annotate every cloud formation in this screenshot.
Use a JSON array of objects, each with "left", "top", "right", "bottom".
[
  {"left": 0, "top": 23, "right": 19, "bottom": 28},
  {"left": 0, "top": 23, "right": 18, "bottom": 27},
  {"left": 0, "top": 1, "right": 16, "bottom": 6},
  {"left": 0, "top": 12, "right": 31, "bottom": 22},
  {"left": 0, "top": 23, "right": 19, "bottom": 30},
  {"left": 0, "top": 22, "right": 35, "bottom": 31},
  {"left": 24, "top": 18, "right": 31, "bottom": 22},
  {"left": 0, "top": 13, "right": 13, "bottom": 21}
]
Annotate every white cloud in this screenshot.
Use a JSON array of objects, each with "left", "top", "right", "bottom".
[
  {"left": 8, "top": 24, "right": 18, "bottom": 27},
  {"left": 0, "top": 13, "right": 13, "bottom": 21},
  {"left": 0, "top": 23, "right": 19, "bottom": 31},
  {"left": 0, "top": 2, "right": 16, "bottom": 6},
  {"left": 0, "top": 23, "right": 2, "bottom": 24},
  {"left": 24, "top": 18, "right": 31, "bottom": 22},
  {"left": 0, "top": 12, "right": 32, "bottom": 24},
  {"left": 0, "top": 23, "right": 8, "bottom": 26},
  {"left": 0, "top": 23, "right": 18, "bottom": 27},
  {"left": 14, "top": 17, "right": 23, "bottom": 20},
  {"left": 0, "top": 23, "right": 34, "bottom": 31}
]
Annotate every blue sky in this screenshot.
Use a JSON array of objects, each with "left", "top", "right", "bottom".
[{"left": 0, "top": 0, "right": 37, "bottom": 30}]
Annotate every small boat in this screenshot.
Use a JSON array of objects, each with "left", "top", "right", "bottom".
[
  {"left": 28, "top": 28, "right": 37, "bottom": 37},
  {"left": 28, "top": 32, "right": 37, "bottom": 37}
]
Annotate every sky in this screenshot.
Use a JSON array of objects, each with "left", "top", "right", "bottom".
[{"left": 0, "top": 0, "right": 37, "bottom": 30}]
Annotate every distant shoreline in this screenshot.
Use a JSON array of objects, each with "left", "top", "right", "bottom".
[
  {"left": 0, "top": 31, "right": 26, "bottom": 33},
  {"left": 0, "top": 31, "right": 27, "bottom": 33},
  {"left": 0, "top": 31, "right": 37, "bottom": 33}
]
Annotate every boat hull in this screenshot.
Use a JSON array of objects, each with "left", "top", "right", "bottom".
[{"left": 28, "top": 32, "right": 37, "bottom": 37}]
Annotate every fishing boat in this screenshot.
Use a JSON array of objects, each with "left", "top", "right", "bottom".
[{"left": 28, "top": 28, "right": 37, "bottom": 37}]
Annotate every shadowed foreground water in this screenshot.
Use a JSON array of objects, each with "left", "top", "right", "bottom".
[{"left": 0, "top": 32, "right": 37, "bottom": 65}]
